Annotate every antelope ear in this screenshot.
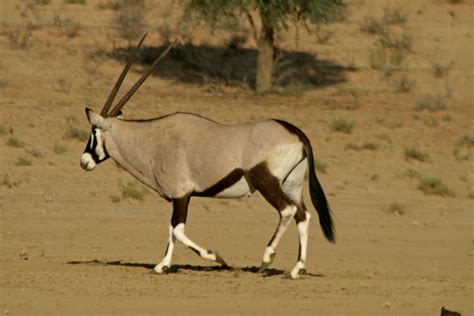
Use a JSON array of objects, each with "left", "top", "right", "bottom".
[{"left": 85, "top": 108, "right": 111, "bottom": 131}]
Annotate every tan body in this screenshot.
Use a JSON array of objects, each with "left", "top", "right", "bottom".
[{"left": 100, "top": 113, "right": 303, "bottom": 199}]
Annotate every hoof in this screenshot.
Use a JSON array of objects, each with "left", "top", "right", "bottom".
[
  {"left": 154, "top": 265, "right": 170, "bottom": 274},
  {"left": 258, "top": 253, "right": 276, "bottom": 273},
  {"left": 289, "top": 268, "right": 305, "bottom": 280},
  {"left": 215, "top": 253, "right": 229, "bottom": 267}
]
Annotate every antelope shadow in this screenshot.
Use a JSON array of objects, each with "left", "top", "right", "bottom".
[
  {"left": 110, "top": 43, "right": 356, "bottom": 89},
  {"left": 67, "top": 259, "right": 323, "bottom": 278}
]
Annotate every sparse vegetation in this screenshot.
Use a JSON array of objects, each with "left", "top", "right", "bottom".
[
  {"left": 1, "top": 174, "right": 14, "bottom": 188},
  {"left": 453, "top": 147, "right": 470, "bottom": 161},
  {"left": 6, "top": 137, "right": 24, "bottom": 148},
  {"left": 120, "top": 181, "right": 149, "bottom": 201},
  {"left": 361, "top": 16, "right": 384, "bottom": 35},
  {"left": 417, "top": 177, "right": 454, "bottom": 197},
  {"left": 382, "top": 8, "right": 407, "bottom": 25},
  {"left": 56, "top": 78, "right": 72, "bottom": 93},
  {"left": 376, "top": 133, "right": 391, "bottom": 143},
  {"left": 227, "top": 34, "right": 247, "bottom": 50},
  {"left": 415, "top": 97, "right": 446, "bottom": 112},
  {"left": 379, "top": 31, "right": 412, "bottom": 51},
  {"left": 330, "top": 119, "right": 355, "bottom": 134},
  {"left": 433, "top": 62, "right": 453, "bottom": 78},
  {"left": 369, "top": 47, "right": 408, "bottom": 76},
  {"left": 27, "top": 148, "right": 44, "bottom": 158},
  {"left": 55, "top": 17, "right": 82, "bottom": 38},
  {"left": 441, "top": 114, "right": 452, "bottom": 122},
  {"left": 110, "top": 195, "right": 121, "bottom": 203},
  {"left": 383, "top": 202, "right": 406, "bottom": 215},
  {"left": 406, "top": 168, "right": 420, "bottom": 179},
  {"left": 114, "top": 3, "right": 146, "bottom": 44},
  {"left": 315, "top": 24, "right": 334, "bottom": 44},
  {"left": 277, "top": 84, "right": 311, "bottom": 97},
  {"left": 33, "top": 0, "right": 51, "bottom": 5},
  {"left": 345, "top": 143, "right": 361, "bottom": 151},
  {"left": 457, "top": 135, "right": 474, "bottom": 147},
  {"left": 64, "top": 126, "right": 89, "bottom": 142},
  {"left": 389, "top": 121, "right": 403, "bottom": 129},
  {"left": 333, "top": 85, "right": 361, "bottom": 97},
  {"left": 315, "top": 160, "right": 328, "bottom": 174},
  {"left": 15, "top": 157, "right": 32, "bottom": 166},
  {"left": 64, "top": 0, "right": 87, "bottom": 4},
  {"left": 53, "top": 143, "right": 68, "bottom": 154},
  {"left": 97, "top": 0, "right": 144, "bottom": 10},
  {"left": 362, "top": 142, "right": 379, "bottom": 151},
  {"left": 404, "top": 148, "right": 430, "bottom": 162},
  {"left": 345, "top": 142, "right": 379, "bottom": 151},
  {"left": 368, "top": 47, "right": 387, "bottom": 70},
  {"left": 6, "top": 28, "right": 33, "bottom": 49},
  {"left": 423, "top": 115, "right": 438, "bottom": 127},
  {"left": 393, "top": 73, "right": 415, "bottom": 93},
  {"left": 0, "top": 124, "right": 6, "bottom": 136}
]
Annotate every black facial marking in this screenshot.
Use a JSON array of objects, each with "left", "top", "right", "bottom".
[{"left": 83, "top": 128, "right": 109, "bottom": 164}]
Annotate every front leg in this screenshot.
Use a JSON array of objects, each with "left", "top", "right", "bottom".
[{"left": 154, "top": 194, "right": 228, "bottom": 274}]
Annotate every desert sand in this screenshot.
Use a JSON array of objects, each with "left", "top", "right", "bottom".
[{"left": 1, "top": 0, "right": 473, "bottom": 315}]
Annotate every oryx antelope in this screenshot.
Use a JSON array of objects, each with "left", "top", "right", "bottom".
[{"left": 80, "top": 34, "right": 335, "bottom": 279}]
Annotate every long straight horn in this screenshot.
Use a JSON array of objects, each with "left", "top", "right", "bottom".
[
  {"left": 108, "top": 39, "right": 177, "bottom": 117},
  {"left": 100, "top": 33, "right": 148, "bottom": 116}
]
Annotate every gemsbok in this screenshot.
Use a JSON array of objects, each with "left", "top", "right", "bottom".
[{"left": 80, "top": 34, "right": 335, "bottom": 279}]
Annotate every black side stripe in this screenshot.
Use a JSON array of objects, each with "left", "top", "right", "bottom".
[{"left": 193, "top": 169, "right": 245, "bottom": 197}]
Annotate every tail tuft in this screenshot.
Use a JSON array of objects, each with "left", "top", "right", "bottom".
[{"left": 309, "top": 167, "right": 335, "bottom": 242}]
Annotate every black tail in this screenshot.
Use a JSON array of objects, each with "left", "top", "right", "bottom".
[
  {"left": 274, "top": 120, "right": 335, "bottom": 242},
  {"left": 307, "top": 149, "right": 335, "bottom": 242}
]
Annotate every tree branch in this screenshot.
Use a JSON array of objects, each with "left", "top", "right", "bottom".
[{"left": 245, "top": 10, "right": 259, "bottom": 44}]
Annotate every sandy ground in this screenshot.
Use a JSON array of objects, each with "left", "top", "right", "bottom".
[{"left": 1, "top": 0, "right": 473, "bottom": 315}]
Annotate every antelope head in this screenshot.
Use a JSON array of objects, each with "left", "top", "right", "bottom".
[{"left": 80, "top": 33, "right": 175, "bottom": 171}]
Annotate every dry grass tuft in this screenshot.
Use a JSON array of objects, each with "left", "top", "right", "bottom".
[
  {"left": 15, "top": 157, "right": 33, "bottom": 166},
  {"left": 415, "top": 97, "right": 446, "bottom": 112},
  {"left": 53, "top": 143, "right": 68, "bottom": 154},
  {"left": 383, "top": 202, "right": 406, "bottom": 215},
  {"left": 404, "top": 148, "right": 430, "bottom": 162},
  {"left": 330, "top": 119, "right": 355, "bottom": 134},
  {"left": 64, "top": 127, "right": 89, "bottom": 142},
  {"left": 120, "top": 181, "right": 150, "bottom": 201},
  {"left": 417, "top": 177, "right": 455, "bottom": 197},
  {"left": 6, "top": 137, "right": 24, "bottom": 148}
]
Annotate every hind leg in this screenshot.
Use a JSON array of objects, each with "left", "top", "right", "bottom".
[
  {"left": 259, "top": 204, "right": 297, "bottom": 272},
  {"left": 291, "top": 207, "right": 311, "bottom": 279},
  {"left": 248, "top": 163, "right": 298, "bottom": 273},
  {"left": 282, "top": 158, "right": 311, "bottom": 279}
]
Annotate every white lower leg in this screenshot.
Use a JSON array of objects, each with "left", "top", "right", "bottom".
[
  {"left": 290, "top": 211, "right": 311, "bottom": 279},
  {"left": 262, "top": 206, "right": 297, "bottom": 264},
  {"left": 154, "top": 225, "right": 176, "bottom": 273},
  {"left": 173, "top": 223, "right": 217, "bottom": 261}
]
